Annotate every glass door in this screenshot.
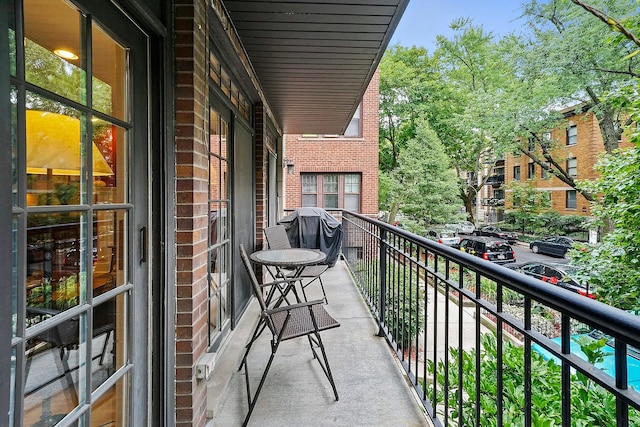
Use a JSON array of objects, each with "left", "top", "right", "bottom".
[{"left": 8, "top": 0, "right": 150, "bottom": 425}]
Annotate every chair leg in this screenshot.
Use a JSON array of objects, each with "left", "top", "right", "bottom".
[
  {"left": 302, "top": 276, "right": 328, "bottom": 304},
  {"left": 242, "top": 340, "right": 281, "bottom": 427},
  {"left": 309, "top": 331, "right": 339, "bottom": 401},
  {"left": 238, "top": 319, "right": 268, "bottom": 371}
]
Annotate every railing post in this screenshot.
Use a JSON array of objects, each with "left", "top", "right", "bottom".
[{"left": 378, "top": 226, "right": 387, "bottom": 337}]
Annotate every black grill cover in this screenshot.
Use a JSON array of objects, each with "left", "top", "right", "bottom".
[{"left": 278, "top": 207, "right": 343, "bottom": 267}]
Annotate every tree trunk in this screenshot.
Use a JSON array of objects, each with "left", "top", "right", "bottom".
[{"left": 388, "top": 202, "right": 400, "bottom": 225}]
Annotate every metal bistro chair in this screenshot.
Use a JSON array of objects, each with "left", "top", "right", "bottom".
[
  {"left": 238, "top": 244, "right": 340, "bottom": 427},
  {"left": 264, "top": 224, "right": 329, "bottom": 303}
]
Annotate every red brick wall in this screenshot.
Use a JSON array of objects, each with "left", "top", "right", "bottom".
[
  {"left": 174, "top": 1, "right": 209, "bottom": 425},
  {"left": 284, "top": 70, "right": 379, "bottom": 217}
]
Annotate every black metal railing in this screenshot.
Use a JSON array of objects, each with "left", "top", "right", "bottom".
[{"left": 341, "top": 211, "right": 640, "bottom": 427}]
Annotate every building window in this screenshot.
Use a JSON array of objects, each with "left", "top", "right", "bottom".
[
  {"left": 302, "top": 175, "right": 318, "bottom": 206},
  {"left": 513, "top": 165, "right": 521, "bottom": 180},
  {"left": 567, "top": 125, "right": 577, "bottom": 146},
  {"left": 323, "top": 174, "right": 339, "bottom": 208},
  {"left": 528, "top": 162, "right": 535, "bottom": 179},
  {"left": 527, "top": 137, "right": 535, "bottom": 152},
  {"left": 567, "top": 157, "right": 577, "bottom": 178},
  {"left": 301, "top": 173, "right": 361, "bottom": 211},
  {"left": 344, "top": 174, "right": 361, "bottom": 211},
  {"left": 541, "top": 162, "right": 550, "bottom": 179},
  {"left": 566, "top": 190, "right": 577, "bottom": 209}
]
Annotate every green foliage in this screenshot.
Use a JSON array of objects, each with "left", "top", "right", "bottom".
[
  {"left": 384, "top": 260, "right": 425, "bottom": 349},
  {"left": 571, "top": 89, "right": 640, "bottom": 311},
  {"left": 427, "top": 332, "right": 638, "bottom": 426},
  {"left": 503, "top": 210, "right": 586, "bottom": 237},
  {"left": 384, "top": 119, "right": 463, "bottom": 226}
]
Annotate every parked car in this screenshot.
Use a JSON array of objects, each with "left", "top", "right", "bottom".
[
  {"left": 506, "top": 261, "right": 595, "bottom": 299},
  {"left": 456, "top": 221, "right": 476, "bottom": 235},
  {"left": 532, "top": 329, "right": 640, "bottom": 389},
  {"left": 453, "top": 236, "right": 516, "bottom": 264},
  {"left": 474, "top": 225, "right": 518, "bottom": 243},
  {"left": 426, "top": 229, "right": 460, "bottom": 246},
  {"left": 529, "top": 236, "right": 575, "bottom": 257}
]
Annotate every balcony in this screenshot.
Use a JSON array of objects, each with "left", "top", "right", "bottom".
[
  {"left": 482, "top": 197, "right": 505, "bottom": 207},
  {"left": 208, "top": 211, "right": 640, "bottom": 426},
  {"left": 486, "top": 174, "right": 505, "bottom": 187}
]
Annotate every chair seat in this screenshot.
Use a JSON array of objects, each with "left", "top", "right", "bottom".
[{"left": 270, "top": 304, "right": 339, "bottom": 341}]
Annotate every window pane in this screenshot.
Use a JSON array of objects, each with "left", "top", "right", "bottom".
[
  {"left": 323, "top": 175, "right": 338, "bottom": 193},
  {"left": 92, "top": 23, "right": 127, "bottom": 121},
  {"left": 323, "top": 194, "right": 338, "bottom": 209},
  {"left": 12, "top": 217, "right": 18, "bottom": 337},
  {"left": 9, "top": 0, "right": 16, "bottom": 75},
  {"left": 91, "top": 294, "right": 125, "bottom": 391},
  {"left": 210, "top": 108, "right": 220, "bottom": 156},
  {"left": 567, "top": 125, "right": 577, "bottom": 145},
  {"left": 92, "top": 118, "right": 126, "bottom": 204},
  {"left": 26, "top": 103, "right": 88, "bottom": 206},
  {"left": 344, "top": 174, "right": 360, "bottom": 193},
  {"left": 11, "top": 87, "right": 17, "bottom": 205},
  {"left": 24, "top": 0, "right": 86, "bottom": 105},
  {"left": 92, "top": 373, "right": 130, "bottom": 426},
  {"left": 567, "top": 190, "right": 577, "bottom": 209},
  {"left": 345, "top": 194, "right": 359, "bottom": 211},
  {"left": 27, "top": 212, "right": 88, "bottom": 314},
  {"left": 24, "top": 313, "right": 85, "bottom": 421},
  {"left": 93, "top": 210, "right": 127, "bottom": 297},
  {"left": 302, "top": 175, "right": 317, "bottom": 193},
  {"left": 302, "top": 194, "right": 317, "bottom": 207}
]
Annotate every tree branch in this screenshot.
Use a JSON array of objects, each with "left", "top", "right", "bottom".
[{"left": 570, "top": 0, "right": 640, "bottom": 48}]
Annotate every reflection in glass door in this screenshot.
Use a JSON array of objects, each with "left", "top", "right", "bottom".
[
  {"left": 9, "top": 0, "right": 148, "bottom": 425},
  {"left": 208, "top": 106, "right": 231, "bottom": 348}
]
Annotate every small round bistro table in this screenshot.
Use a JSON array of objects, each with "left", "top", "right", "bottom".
[{"left": 249, "top": 248, "right": 327, "bottom": 304}]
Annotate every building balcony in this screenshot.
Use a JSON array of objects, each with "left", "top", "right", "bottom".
[
  {"left": 482, "top": 197, "right": 505, "bottom": 207},
  {"left": 208, "top": 211, "right": 640, "bottom": 426},
  {"left": 486, "top": 174, "right": 505, "bottom": 186}
]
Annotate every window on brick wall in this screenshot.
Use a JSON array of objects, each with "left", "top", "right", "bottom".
[
  {"left": 528, "top": 162, "right": 535, "bottom": 179},
  {"left": 566, "top": 190, "right": 577, "bottom": 209},
  {"left": 541, "top": 162, "right": 550, "bottom": 179},
  {"left": 567, "top": 157, "right": 577, "bottom": 178},
  {"left": 513, "top": 165, "right": 521, "bottom": 180},
  {"left": 301, "top": 173, "right": 361, "bottom": 212},
  {"left": 567, "top": 125, "right": 577, "bottom": 146}
]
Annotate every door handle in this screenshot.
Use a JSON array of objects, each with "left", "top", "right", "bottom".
[{"left": 140, "top": 226, "right": 148, "bottom": 263}]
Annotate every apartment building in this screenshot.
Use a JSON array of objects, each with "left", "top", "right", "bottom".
[
  {"left": 283, "top": 70, "right": 380, "bottom": 217},
  {"left": 499, "top": 108, "right": 633, "bottom": 217}
]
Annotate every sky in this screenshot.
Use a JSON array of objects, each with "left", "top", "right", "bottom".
[{"left": 390, "top": 0, "right": 527, "bottom": 52}]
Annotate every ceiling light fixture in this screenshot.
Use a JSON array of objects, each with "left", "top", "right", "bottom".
[{"left": 54, "top": 49, "right": 79, "bottom": 60}]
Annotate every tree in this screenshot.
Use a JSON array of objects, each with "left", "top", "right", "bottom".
[
  {"left": 506, "top": 180, "right": 552, "bottom": 234},
  {"left": 430, "top": 19, "right": 516, "bottom": 223},
  {"left": 515, "top": 0, "right": 639, "bottom": 155},
  {"left": 379, "top": 45, "right": 435, "bottom": 172},
  {"left": 383, "top": 118, "right": 463, "bottom": 229}
]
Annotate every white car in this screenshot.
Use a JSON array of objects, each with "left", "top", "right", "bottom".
[
  {"left": 456, "top": 221, "right": 475, "bottom": 235},
  {"left": 426, "top": 229, "right": 460, "bottom": 246}
]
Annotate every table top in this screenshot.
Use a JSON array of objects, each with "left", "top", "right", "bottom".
[{"left": 249, "top": 248, "right": 326, "bottom": 267}]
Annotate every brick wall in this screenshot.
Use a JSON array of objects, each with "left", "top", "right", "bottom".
[
  {"left": 174, "top": 1, "right": 209, "bottom": 425},
  {"left": 504, "top": 110, "right": 633, "bottom": 217},
  {"left": 284, "top": 70, "right": 380, "bottom": 216}
]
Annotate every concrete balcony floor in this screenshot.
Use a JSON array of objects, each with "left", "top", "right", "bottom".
[{"left": 206, "top": 260, "right": 432, "bottom": 426}]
